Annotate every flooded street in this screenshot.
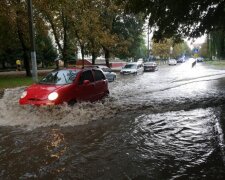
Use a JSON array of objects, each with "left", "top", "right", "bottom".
[{"left": 1, "top": 60, "right": 225, "bottom": 179}]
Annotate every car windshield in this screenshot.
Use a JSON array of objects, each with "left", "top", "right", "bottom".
[
  {"left": 39, "top": 69, "right": 78, "bottom": 85},
  {"left": 102, "top": 67, "right": 111, "bottom": 72},
  {"left": 145, "top": 62, "right": 155, "bottom": 65},
  {"left": 124, "top": 64, "right": 137, "bottom": 69}
]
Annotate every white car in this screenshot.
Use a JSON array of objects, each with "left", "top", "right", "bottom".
[
  {"left": 120, "top": 62, "right": 144, "bottom": 75},
  {"left": 144, "top": 61, "right": 158, "bottom": 72},
  {"left": 168, "top": 59, "right": 177, "bottom": 65},
  {"left": 97, "top": 65, "right": 117, "bottom": 82}
]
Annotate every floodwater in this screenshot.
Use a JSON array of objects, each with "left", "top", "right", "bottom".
[{"left": 1, "top": 60, "right": 225, "bottom": 179}]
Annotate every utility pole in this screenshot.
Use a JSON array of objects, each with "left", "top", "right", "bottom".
[
  {"left": 28, "top": 0, "right": 38, "bottom": 82},
  {"left": 147, "top": 24, "right": 150, "bottom": 59}
]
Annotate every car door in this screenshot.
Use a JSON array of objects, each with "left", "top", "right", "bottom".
[
  {"left": 93, "top": 69, "right": 107, "bottom": 100},
  {"left": 77, "top": 70, "right": 95, "bottom": 101}
]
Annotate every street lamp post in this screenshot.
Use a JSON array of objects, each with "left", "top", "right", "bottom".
[
  {"left": 147, "top": 24, "right": 150, "bottom": 59},
  {"left": 28, "top": 0, "right": 38, "bottom": 82},
  {"left": 169, "top": 46, "right": 173, "bottom": 59}
]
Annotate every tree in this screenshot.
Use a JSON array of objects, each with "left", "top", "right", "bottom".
[
  {"left": 35, "top": 0, "right": 77, "bottom": 67},
  {"left": 173, "top": 41, "right": 191, "bottom": 58},
  {"left": 152, "top": 38, "right": 190, "bottom": 59},
  {"left": 123, "top": 0, "right": 225, "bottom": 40},
  {"left": 111, "top": 13, "right": 146, "bottom": 60},
  {"left": 0, "top": 0, "right": 32, "bottom": 76},
  {"left": 152, "top": 39, "right": 172, "bottom": 59},
  {"left": 35, "top": 31, "right": 58, "bottom": 68},
  {"left": 199, "top": 42, "right": 208, "bottom": 58},
  {"left": 208, "top": 30, "right": 225, "bottom": 59},
  {"left": 0, "top": 15, "right": 22, "bottom": 69}
]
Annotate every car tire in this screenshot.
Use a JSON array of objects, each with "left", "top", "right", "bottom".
[
  {"left": 103, "top": 91, "right": 109, "bottom": 98},
  {"left": 68, "top": 99, "right": 77, "bottom": 106}
]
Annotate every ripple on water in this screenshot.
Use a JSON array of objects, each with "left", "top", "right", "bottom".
[{"left": 129, "top": 108, "right": 225, "bottom": 178}]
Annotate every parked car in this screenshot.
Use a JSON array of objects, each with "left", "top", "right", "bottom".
[
  {"left": 168, "top": 59, "right": 177, "bottom": 65},
  {"left": 120, "top": 62, "right": 144, "bottom": 75},
  {"left": 144, "top": 61, "right": 158, "bottom": 72},
  {"left": 19, "top": 68, "right": 109, "bottom": 106},
  {"left": 97, "top": 65, "right": 117, "bottom": 82}
]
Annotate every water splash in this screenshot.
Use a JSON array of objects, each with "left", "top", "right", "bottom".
[{"left": 1, "top": 63, "right": 225, "bottom": 129}]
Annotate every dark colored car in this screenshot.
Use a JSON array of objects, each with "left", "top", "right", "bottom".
[
  {"left": 177, "top": 57, "right": 185, "bottom": 63},
  {"left": 144, "top": 62, "right": 158, "bottom": 72},
  {"left": 97, "top": 65, "right": 117, "bottom": 82},
  {"left": 19, "top": 68, "right": 109, "bottom": 105}
]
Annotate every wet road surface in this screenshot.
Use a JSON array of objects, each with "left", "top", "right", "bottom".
[{"left": 0, "top": 60, "right": 225, "bottom": 179}]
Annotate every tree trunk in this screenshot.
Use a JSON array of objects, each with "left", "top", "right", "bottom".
[
  {"left": 2, "top": 56, "right": 6, "bottom": 69},
  {"left": 16, "top": 8, "right": 31, "bottom": 77},
  {"left": 104, "top": 47, "right": 110, "bottom": 67},
  {"left": 221, "top": 31, "right": 225, "bottom": 59},
  {"left": 92, "top": 52, "right": 96, "bottom": 65},
  {"left": 81, "top": 45, "right": 85, "bottom": 60},
  {"left": 62, "top": 49, "right": 68, "bottom": 67},
  {"left": 23, "top": 51, "right": 31, "bottom": 75}
]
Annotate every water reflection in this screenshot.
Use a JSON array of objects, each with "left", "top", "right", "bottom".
[
  {"left": 46, "top": 129, "right": 66, "bottom": 159},
  {"left": 0, "top": 63, "right": 225, "bottom": 179}
]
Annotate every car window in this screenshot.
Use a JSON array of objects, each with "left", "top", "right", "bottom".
[
  {"left": 124, "top": 64, "right": 137, "bottom": 69},
  {"left": 102, "top": 68, "right": 111, "bottom": 72},
  {"left": 93, "top": 69, "right": 106, "bottom": 81},
  {"left": 39, "top": 70, "right": 78, "bottom": 85},
  {"left": 79, "top": 70, "right": 94, "bottom": 85}
]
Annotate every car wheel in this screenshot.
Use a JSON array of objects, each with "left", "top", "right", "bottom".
[
  {"left": 68, "top": 99, "right": 77, "bottom": 106},
  {"left": 105, "top": 90, "right": 109, "bottom": 96}
]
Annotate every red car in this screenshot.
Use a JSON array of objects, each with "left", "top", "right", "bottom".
[{"left": 19, "top": 67, "right": 109, "bottom": 106}]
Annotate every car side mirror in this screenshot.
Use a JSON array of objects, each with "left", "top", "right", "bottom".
[{"left": 83, "top": 80, "right": 90, "bottom": 85}]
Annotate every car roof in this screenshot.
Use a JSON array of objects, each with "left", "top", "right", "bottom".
[
  {"left": 126, "top": 62, "right": 140, "bottom": 65},
  {"left": 144, "top": 61, "right": 156, "bottom": 64},
  {"left": 97, "top": 65, "right": 110, "bottom": 68},
  {"left": 57, "top": 66, "right": 102, "bottom": 72}
]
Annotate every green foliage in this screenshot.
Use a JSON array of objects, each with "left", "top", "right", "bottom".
[
  {"left": 208, "top": 31, "right": 225, "bottom": 59},
  {"left": 0, "top": 15, "right": 23, "bottom": 68},
  {"left": 152, "top": 39, "right": 190, "bottom": 59},
  {"left": 199, "top": 42, "right": 208, "bottom": 58},
  {"left": 1, "top": 0, "right": 148, "bottom": 69},
  {"left": 36, "top": 32, "right": 58, "bottom": 67},
  {"left": 124, "top": 0, "right": 225, "bottom": 41}
]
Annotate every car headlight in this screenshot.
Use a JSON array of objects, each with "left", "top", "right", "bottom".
[
  {"left": 48, "top": 92, "right": 59, "bottom": 101},
  {"left": 20, "top": 91, "right": 27, "bottom": 99}
]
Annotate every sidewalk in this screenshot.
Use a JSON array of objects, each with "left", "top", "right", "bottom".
[{"left": 0, "top": 69, "right": 54, "bottom": 76}]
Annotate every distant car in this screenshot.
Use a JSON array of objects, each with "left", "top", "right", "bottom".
[
  {"left": 177, "top": 58, "right": 185, "bottom": 63},
  {"left": 168, "top": 59, "right": 177, "bottom": 65},
  {"left": 19, "top": 68, "right": 109, "bottom": 106},
  {"left": 97, "top": 65, "right": 117, "bottom": 82},
  {"left": 197, "top": 57, "right": 204, "bottom": 62},
  {"left": 137, "top": 58, "right": 144, "bottom": 64},
  {"left": 120, "top": 62, "right": 144, "bottom": 75},
  {"left": 144, "top": 61, "right": 158, "bottom": 72}
]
